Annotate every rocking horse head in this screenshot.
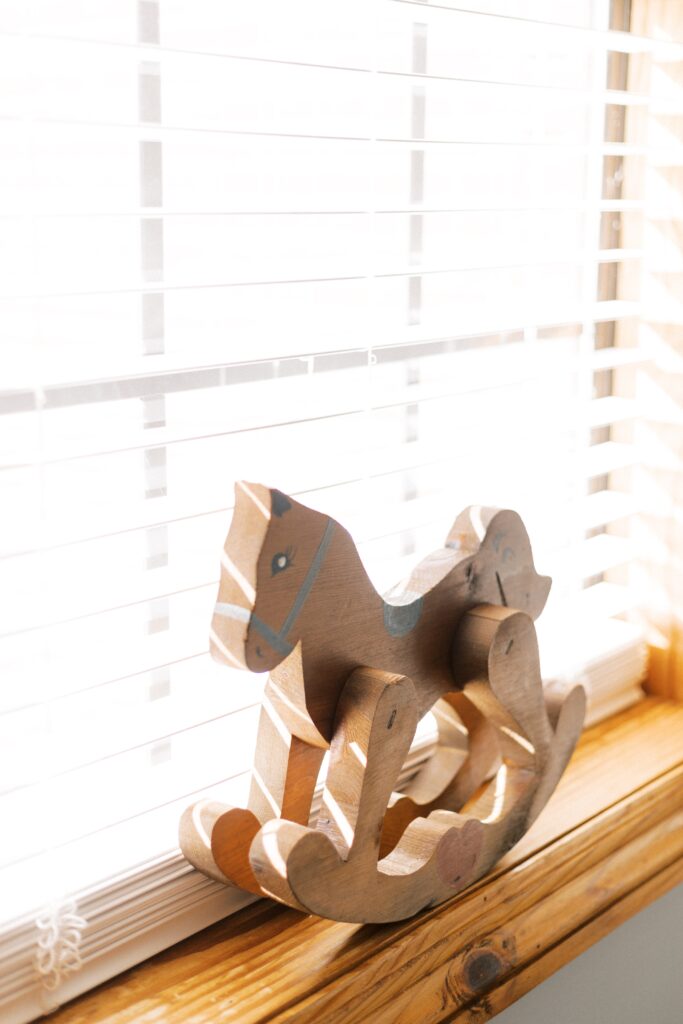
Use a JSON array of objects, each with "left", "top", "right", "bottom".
[
  {"left": 210, "top": 482, "right": 336, "bottom": 672},
  {"left": 442, "top": 505, "right": 550, "bottom": 621},
  {"left": 460, "top": 508, "right": 551, "bottom": 620}
]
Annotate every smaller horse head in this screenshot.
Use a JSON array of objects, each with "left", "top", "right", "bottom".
[
  {"left": 448, "top": 507, "right": 551, "bottom": 619},
  {"left": 210, "top": 482, "right": 335, "bottom": 673}
]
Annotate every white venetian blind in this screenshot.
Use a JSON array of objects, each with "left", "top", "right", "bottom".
[{"left": 0, "top": 2, "right": 649, "bottom": 1021}]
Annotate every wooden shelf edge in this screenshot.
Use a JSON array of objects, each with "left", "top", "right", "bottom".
[
  {"left": 48, "top": 697, "right": 683, "bottom": 1024},
  {"left": 445, "top": 856, "right": 683, "bottom": 1024}
]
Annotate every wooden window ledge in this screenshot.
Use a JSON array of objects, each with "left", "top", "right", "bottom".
[{"left": 48, "top": 696, "right": 683, "bottom": 1024}]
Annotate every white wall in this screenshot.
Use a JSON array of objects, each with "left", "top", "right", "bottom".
[{"left": 495, "top": 883, "right": 683, "bottom": 1023}]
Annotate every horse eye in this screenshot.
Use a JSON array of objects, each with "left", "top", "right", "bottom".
[{"left": 271, "top": 551, "right": 290, "bottom": 576}]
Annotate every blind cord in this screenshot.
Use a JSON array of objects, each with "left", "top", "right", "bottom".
[{"left": 34, "top": 898, "right": 87, "bottom": 1006}]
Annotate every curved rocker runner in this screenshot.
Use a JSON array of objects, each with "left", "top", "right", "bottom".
[{"left": 180, "top": 482, "right": 585, "bottom": 923}]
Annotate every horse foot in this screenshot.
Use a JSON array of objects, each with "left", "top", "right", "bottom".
[
  {"left": 250, "top": 812, "right": 485, "bottom": 923},
  {"left": 243, "top": 687, "right": 586, "bottom": 923},
  {"left": 179, "top": 800, "right": 263, "bottom": 894},
  {"left": 528, "top": 683, "right": 586, "bottom": 825},
  {"left": 249, "top": 818, "right": 337, "bottom": 913},
  {"left": 248, "top": 666, "right": 486, "bottom": 922}
]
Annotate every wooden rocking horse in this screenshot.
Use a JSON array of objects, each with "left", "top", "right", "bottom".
[{"left": 180, "top": 482, "right": 585, "bottom": 923}]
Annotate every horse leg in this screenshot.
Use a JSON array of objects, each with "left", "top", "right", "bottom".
[
  {"left": 380, "top": 691, "right": 501, "bottom": 855},
  {"left": 334, "top": 605, "right": 582, "bottom": 909},
  {"left": 179, "top": 678, "right": 325, "bottom": 894},
  {"left": 250, "top": 668, "right": 490, "bottom": 922},
  {"left": 448, "top": 605, "right": 585, "bottom": 862}
]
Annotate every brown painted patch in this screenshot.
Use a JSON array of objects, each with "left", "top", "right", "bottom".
[{"left": 436, "top": 819, "right": 484, "bottom": 889}]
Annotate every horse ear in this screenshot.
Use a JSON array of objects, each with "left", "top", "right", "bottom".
[
  {"left": 445, "top": 505, "right": 499, "bottom": 553},
  {"left": 270, "top": 489, "right": 293, "bottom": 517},
  {"left": 478, "top": 509, "right": 551, "bottom": 619}
]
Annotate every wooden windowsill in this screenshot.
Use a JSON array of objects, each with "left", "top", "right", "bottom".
[{"left": 48, "top": 696, "right": 683, "bottom": 1024}]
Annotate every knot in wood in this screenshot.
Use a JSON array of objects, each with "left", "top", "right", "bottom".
[{"left": 463, "top": 950, "right": 504, "bottom": 992}]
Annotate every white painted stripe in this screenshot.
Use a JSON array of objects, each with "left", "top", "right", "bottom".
[
  {"left": 251, "top": 767, "right": 281, "bottom": 817},
  {"left": 261, "top": 694, "right": 293, "bottom": 745},
  {"left": 220, "top": 551, "right": 256, "bottom": 604},
  {"left": 209, "top": 626, "right": 246, "bottom": 668},
  {"left": 239, "top": 481, "right": 270, "bottom": 518},
  {"left": 267, "top": 678, "right": 319, "bottom": 731},
  {"left": 214, "top": 602, "right": 251, "bottom": 623},
  {"left": 349, "top": 741, "right": 367, "bottom": 768},
  {"left": 322, "top": 790, "right": 355, "bottom": 848}
]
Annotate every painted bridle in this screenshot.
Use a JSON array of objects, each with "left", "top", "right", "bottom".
[{"left": 214, "top": 517, "right": 336, "bottom": 660}]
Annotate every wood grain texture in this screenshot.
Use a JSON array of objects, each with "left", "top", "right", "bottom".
[
  {"left": 49, "top": 697, "right": 683, "bottom": 1024},
  {"left": 350, "top": 803, "right": 683, "bottom": 1024},
  {"left": 181, "top": 484, "right": 580, "bottom": 920},
  {"left": 444, "top": 855, "right": 683, "bottom": 1023},
  {"left": 249, "top": 609, "right": 582, "bottom": 922},
  {"left": 251, "top": 666, "right": 487, "bottom": 922}
]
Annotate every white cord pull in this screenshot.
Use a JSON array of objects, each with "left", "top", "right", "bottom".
[{"left": 35, "top": 899, "right": 87, "bottom": 992}]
